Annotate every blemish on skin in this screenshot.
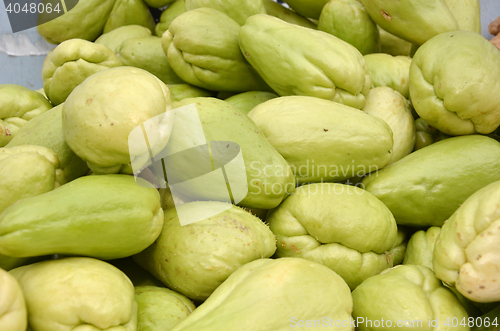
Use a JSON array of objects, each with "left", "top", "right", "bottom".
[
  {"left": 477, "top": 255, "right": 482, "bottom": 260},
  {"left": 381, "top": 10, "right": 391, "bottom": 21},
  {"left": 110, "top": 123, "right": 114, "bottom": 126},
  {"left": 86, "top": 98, "right": 93, "bottom": 105},
  {"left": 324, "top": 129, "right": 328, "bottom": 132},
  {"left": 479, "top": 286, "right": 485, "bottom": 289}
]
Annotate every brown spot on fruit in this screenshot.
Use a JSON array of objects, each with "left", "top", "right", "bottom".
[
  {"left": 86, "top": 98, "right": 93, "bottom": 105},
  {"left": 324, "top": 129, "right": 328, "bottom": 132},
  {"left": 381, "top": 10, "right": 391, "bottom": 21}
]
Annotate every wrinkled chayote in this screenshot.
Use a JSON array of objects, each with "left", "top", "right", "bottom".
[
  {"left": 0, "top": 145, "right": 64, "bottom": 215},
  {"left": 362, "top": 135, "right": 500, "bottom": 227},
  {"left": 364, "top": 53, "right": 411, "bottom": 99},
  {"left": 95, "top": 24, "right": 152, "bottom": 53},
  {"left": 171, "top": 258, "right": 353, "bottom": 331},
  {"left": 155, "top": 0, "right": 186, "bottom": 37},
  {"left": 267, "top": 183, "right": 402, "bottom": 289},
  {"left": 434, "top": 180, "right": 500, "bottom": 303},
  {"left": 0, "top": 175, "right": 163, "bottom": 260},
  {"left": 134, "top": 201, "right": 276, "bottom": 301},
  {"left": 41, "top": 39, "right": 122, "bottom": 106},
  {"left": 403, "top": 226, "right": 441, "bottom": 270},
  {"left": 103, "top": 0, "right": 156, "bottom": 34},
  {"left": 409, "top": 31, "right": 500, "bottom": 136},
  {"left": 0, "top": 84, "right": 52, "bottom": 147},
  {"left": 352, "top": 265, "right": 469, "bottom": 331},
  {"left": 63, "top": 67, "right": 173, "bottom": 174},
  {"left": 239, "top": 14, "right": 371, "bottom": 109},
  {"left": 248, "top": 96, "right": 393, "bottom": 183},
  {"left": 0, "top": 268, "right": 26, "bottom": 331},
  {"left": 162, "top": 8, "right": 270, "bottom": 92},
  {"left": 10, "top": 257, "right": 137, "bottom": 331}
]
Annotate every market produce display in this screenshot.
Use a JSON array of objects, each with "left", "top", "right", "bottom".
[{"left": 1, "top": 0, "right": 500, "bottom": 330}]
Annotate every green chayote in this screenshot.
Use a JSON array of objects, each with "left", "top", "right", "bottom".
[
  {"left": 364, "top": 53, "right": 411, "bottom": 98},
  {"left": 103, "top": 0, "right": 156, "bottom": 34},
  {"left": 0, "top": 268, "right": 26, "bottom": 331},
  {"left": 184, "top": 0, "right": 266, "bottom": 26},
  {"left": 262, "top": 0, "right": 316, "bottom": 29},
  {"left": 167, "top": 84, "right": 215, "bottom": 102},
  {"left": 239, "top": 14, "right": 371, "bottom": 109},
  {"left": 41, "top": 39, "right": 122, "bottom": 106},
  {"left": 224, "top": 91, "right": 278, "bottom": 115},
  {"left": 155, "top": 0, "right": 186, "bottom": 37},
  {"left": 403, "top": 226, "right": 441, "bottom": 270},
  {"left": 281, "top": 0, "right": 330, "bottom": 19},
  {"left": 0, "top": 84, "right": 52, "bottom": 147},
  {"left": 95, "top": 25, "right": 152, "bottom": 53}
]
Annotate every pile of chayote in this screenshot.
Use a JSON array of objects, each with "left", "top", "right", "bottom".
[{"left": 1, "top": 0, "right": 500, "bottom": 330}]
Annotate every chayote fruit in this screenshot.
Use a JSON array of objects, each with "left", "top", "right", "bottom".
[
  {"left": 362, "top": 135, "right": 500, "bottom": 227},
  {"left": 134, "top": 201, "right": 276, "bottom": 301},
  {"left": 0, "top": 174, "right": 164, "bottom": 260},
  {"left": 162, "top": 8, "right": 270, "bottom": 92},
  {"left": 403, "top": 226, "right": 441, "bottom": 270},
  {"left": 0, "top": 268, "right": 27, "bottom": 331},
  {"left": 281, "top": 0, "right": 330, "bottom": 19},
  {"left": 41, "top": 39, "right": 122, "bottom": 106},
  {"left": 248, "top": 96, "right": 393, "bottom": 183},
  {"left": 362, "top": 87, "right": 415, "bottom": 164},
  {"left": 37, "top": 0, "right": 117, "bottom": 44},
  {"left": 364, "top": 53, "right": 411, "bottom": 98},
  {"left": 116, "top": 36, "right": 184, "bottom": 85},
  {"left": 444, "top": 0, "right": 481, "bottom": 33},
  {"left": 10, "top": 257, "right": 137, "bottom": 331},
  {"left": 6, "top": 104, "right": 89, "bottom": 182},
  {"left": 136, "top": 286, "right": 195, "bottom": 331},
  {"left": 103, "top": 0, "right": 156, "bottom": 34},
  {"left": 155, "top": 0, "right": 186, "bottom": 37},
  {"left": 145, "top": 0, "right": 176, "bottom": 8},
  {"left": 409, "top": 31, "right": 500, "bottom": 136},
  {"left": 163, "top": 97, "right": 295, "bottom": 210},
  {"left": 262, "top": 0, "right": 317, "bottom": 29},
  {"left": 318, "top": 0, "right": 380, "bottom": 55},
  {"left": 95, "top": 24, "right": 152, "bottom": 53},
  {"left": 170, "top": 258, "right": 353, "bottom": 331},
  {"left": 434, "top": 180, "right": 500, "bottom": 303},
  {"left": 167, "top": 84, "right": 215, "bottom": 102},
  {"left": 239, "top": 14, "right": 371, "bottom": 109},
  {"left": 224, "top": 91, "right": 278, "bottom": 115},
  {"left": 0, "top": 145, "right": 64, "bottom": 215},
  {"left": 63, "top": 67, "right": 173, "bottom": 174},
  {"left": 185, "top": 0, "right": 266, "bottom": 26},
  {"left": 0, "top": 84, "right": 52, "bottom": 147},
  {"left": 361, "top": 0, "right": 459, "bottom": 46},
  {"left": 352, "top": 265, "right": 468, "bottom": 331},
  {"left": 378, "top": 26, "right": 413, "bottom": 56},
  {"left": 267, "top": 183, "right": 401, "bottom": 289}
]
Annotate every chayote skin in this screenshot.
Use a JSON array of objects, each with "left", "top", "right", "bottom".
[
  {"left": 352, "top": 265, "right": 469, "bottom": 331},
  {"left": 318, "top": 0, "right": 380, "bottom": 55},
  {"left": 361, "top": 0, "right": 459, "bottom": 46},
  {"left": 6, "top": 104, "right": 89, "bottom": 182},
  {"left": 95, "top": 24, "right": 152, "bottom": 53},
  {"left": 262, "top": 0, "right": 317, "bottom": 29},
  {"left": 239, "top": 14, "right": 371, "bottom": 110},
  {"left": 10, "top": 257, "right": 137, "bottom": 331},
  {"left": 166, "top": 97, "right": 295, "bottom": 210},
  {"left": 444, "top": 0, "right": 481, "bottom": 33},
  {"left": 170, "top": 258, "right": 353, "bottom": 331},
  {"left": 0, "top": 145, "right": 64, "bottom": 215},
  {"left": 162, "top": 8, "right": 270, "bottom": 92},
  {"left": 42, "top": 39, "right": 122, "bottom": 106},
  {"left": 364, "top": 53, "right": 411, "bottom": 98},
  {"left": 0, "top": 174, "right": 164, "bottom": 260},
  {"left": 282, "top": 0, "right": 329, "bottom": 19},
  {"left": 409, "top": 31, "right": 500, "bottom": 136},
  {"left": 248, "top": 96, "right": 393, "bottom": 183},
  {"left": 133, "top": 201, "right": 277, "bottom": 301},
  {"left": 0, "top": 84, "right": 52, "bottom": 147},
  {"left": 103, "top": 0, "right": 156, "bottom": 34},
  {"left": 167, "top": 84, "right": 215, "bottom": 102},
  {"left": 63, "top": 67, "right": 173, "bottom": 174},
  {"left": 37, "top": 0, "right": 117, "bottom": 44},
  {"left": 0, "top": 268, "right": 27, "bottom": 331},
  {"left": 135, "top": 286, "right": 195, "bottom": 331},
  {"left": 224, "top": 91, "right": 278, "bottom": 115},
  {"left": 403, "top": 226, "right": 441, "bottom": 270},
  {"left": 117, "top": 36, "right": 184, "bottom": 85},
  {"left": 362, "top": 135, "right": 500, "bottom": 227},
  {"left": 185, "top": 0, "right": 266, "bottom": 26},
  {"left": 155, "top": 0, "right": 186, "bottom": 37},
  {"left": 434, "top": 180, "right": 500, "bottom": 303},
  {"left": 378, "top": 26, "right": 413, "bottom": 56},
  {"left": 267, "top": 183, "right": 401, "bottom": 289},
  {"left": 145, "top": 0, "right": 176, "bottom": 8},
  {"left": 362, "top": 87, "right": 415, "bottom": 164}
]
